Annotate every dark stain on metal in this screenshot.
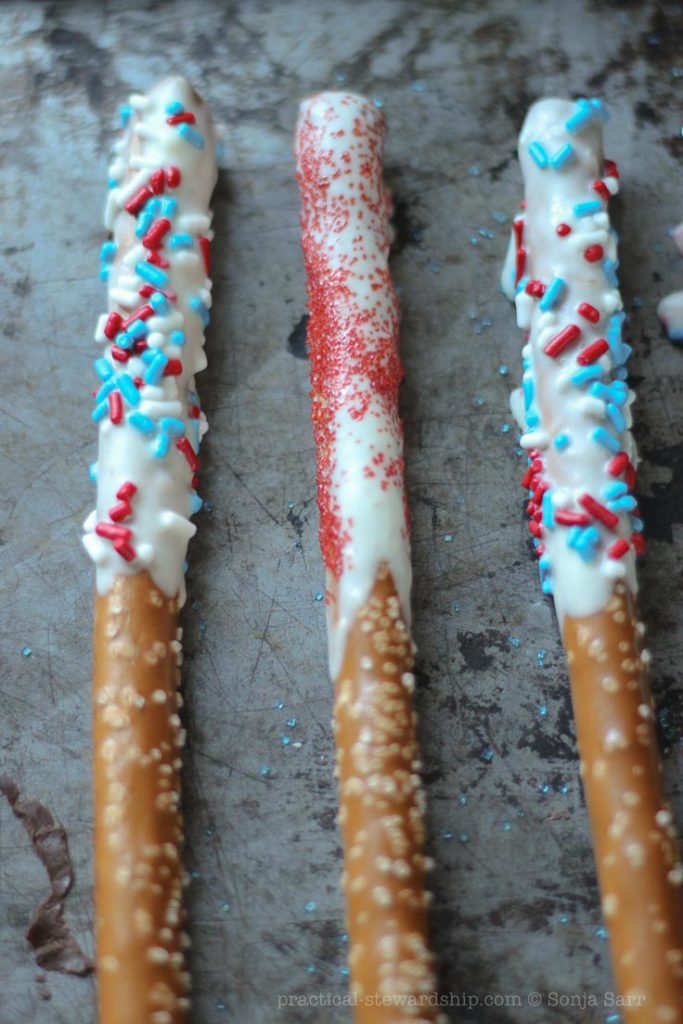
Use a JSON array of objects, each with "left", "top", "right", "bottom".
[{"left": 0, "top": 776, "right": 93, "bottom": 977}]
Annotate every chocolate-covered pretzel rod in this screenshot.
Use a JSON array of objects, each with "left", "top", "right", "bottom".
[
  {"left": 83, "top": 78, "right": 216, "bottom": 1023},
  {"left": 503, "top": 98, "right": 683, "bottom": 1019},
  {"left": 296, "top": 93, "right": 440, "bottom": 1023}
]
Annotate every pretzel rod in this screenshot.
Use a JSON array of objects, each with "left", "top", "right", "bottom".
[
  {"left": 83, "top": 78, "right": 216, "bottom": 1023},
  {"left": 296, "top": 93, "right": 440, "bottom": 1022},
  {"left": 503, "top": 98, "right": 683, "bottom": 1019}
]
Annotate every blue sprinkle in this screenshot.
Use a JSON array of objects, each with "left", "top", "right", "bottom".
[
  {"left": 372, "top": 96, "right": 384, "bottom": 108},
  {"left": 608, "top": 495, "right": 637, "bottom": 512},
  {"left": 605, "top": 1015, "right": 621, "bottom": 1024},
  {"left": 190, "top": 296, "right": 210, "bottom": 327},
  {"left": 100, "top": 240, "right": 117, "bottom": 262},
  {"left": 565, "top": 99, "right": 594, "bottom": 133},
  {"left": 21, "top": 645, "right": 33, "bottom": 657},
  {"left": 143, "top": 351, "right": 169, "bottom": 385},
  {"left": 516, "top": 275, "right": 529, "bottom": 295},
  {"left": 166, "top": 100, "right": 184, "bottom": 115},
  {"left": 523, "top": 378, "right": 534, "bottom": 409},
  {"left": 606, "top": 402, "right": 626, "bottom": 432},
  {"left": 169, "top": 233, "right": 194, "bottom": 249},
  {"left": 550, "top": 143, "right": 574, "bottom": 169},
  {"left": 160, "top": 417, "right": 185, "bottom": 437},
  {"left": 539, "top": 276, "right": 566, "bottom": 311},
  {"left": 117, "top": 373, "right": 140, "bottom": 406},
  {"left": 509, "top": 637, "right": 521, "bottom": 648},
  {"left": 190, "top": 494, "right": 203, "bottom": 514},
  {"left": 260, "top": 765, "right": 271, "bottom": 778},
  {"left": 178, "top": 123, "right": 205, "bottom": 149},
  {"left": 160, "top": 197, "right": 177, "bottom": 218},
  {"left": 575, "top": 526, "right": 600, "bottom": 561},
  {"left": 285, "top": 717, "right": 298, "bottom": 728},
  {"left": 554, "top": 432, "right": 571, "bottom": 450},
  {"left": 526, "top": 411, "right": 540, "bottom": 428},
  {"left": 537, "top": 648, "right": 547, "bottom": 668},
  {"left": 339, "top": 965, "right": 350, "bottom": 977},
  {"left": 603, "top": 481, "right": 628, "bottom": 500},
  {"left": 538, "top": 704, "right": 548, "bottom": 717},
  {"left": 129, "top": 411, "right": 156, "bottom": 435},
  {"left": 280, "top": 735, "right": 291, "bottom": 746},
  {"left": 589, "top": 382, "right": 628, "bottom": 406},
  {"left": 501, "top": 820, "right": 512, "bottom": 832},
  {"left": 479, "top": 747, "right": 494, "bottom": 764},
  {"left": 602, "top": 258, "right": 619, "bottom": 287},
  {"left": 126, "top": 318, "right": 148, "bottom": 341},
  {"left": 152, "top": 432, "right": 170, "bottom": 458},
  {"left": 306, "top": 963, "right": 317, "bottom": 973},
  {"left": 119, "top": 103, "right": 132, "bottom": 126},
  {"left": 91, "top": 399, "right": 110, "bottom": 423},
  {"left": 542, "top": 491, "right": 555, "bottom": 528},
  {"left": 136, "top": 261, "right": 168, "bottom": 287},
  {"left": 540, "top": 783, "right": 551, "bottom": 794},
  {"left": 135, "top": 209, "right": 155, "bottom": 237},
  {"left": 99, "top": 267, "right": 110, "bottom": 282},
  {"left": 558, "top": 783, "right": 570, "bottom": 794},
  {"left": 567, "top": 525, "right": 583, "bottom": 549},
  {"left": 574, "top": 199, "right": 602, "bottom": 217},
  {"left": 592, "top": 426, "right": 621, "bottom": 453},
  {"left": 314, "top": 591, "right": 324, "bottom": 602},
  {"left": 150, "top": 291, "right": 171, "bottom": 315},
  {"left": 572, "top": 365, "right": 604, "bottom": 386},
  {"left": 492, "top": 210, "right": 508, "bottom": 224},
  {"left": 631, "top": 516, "right": 644, "bottom": 532},
  {"left": 171, "top": 330, "right": 186, "bottom": 347},
  {"left": 589, "top": 97, "right": 609, "bottom": 120},
  {"left": 459, "top": 831, "right": 470, "bottom": 843},
  {"left": 528, "top": 141, "right": 549, "bottom": 168},
  {"left": 275, "top": 701, "right": 285, "bottom": 710},
  {"left": 114, "top": 330, "right": 134, "bottom": 351},
  {"left": 498, "top": 365, "right": 508, "bottom": 376},
  {"left": 304, "top": 901, "right": 317, "bottom": 913},
  {"left": 140, "top": 349, "right": 155, "bottom": 365},
  {"left": 95, "top": 378, "right": 117, "bottom": 403},
  {"left": 94, "top": 357, "right": 113, "bottom": 381},
  {"left": 89, "top": 462, "right": 98, "bottom": 481},
  {"left": 443, "top": 533, "right": 454, "bottom": 543}
]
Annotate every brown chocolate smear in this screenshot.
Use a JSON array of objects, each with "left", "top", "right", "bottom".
[{"left": 0, "top": 775, "right": 93, "bottom": 975}]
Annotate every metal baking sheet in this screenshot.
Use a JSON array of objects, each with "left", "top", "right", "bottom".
[{"left": 1, "top": 1, "right": 682, "bottom": 1021}]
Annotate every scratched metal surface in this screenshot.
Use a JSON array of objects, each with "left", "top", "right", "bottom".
[{"left": 1, "top": 1, "right": 682, "bottom": 1022}]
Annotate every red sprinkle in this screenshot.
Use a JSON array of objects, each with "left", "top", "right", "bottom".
[
  {"left": 198, "top": 236, "right": 211, "bottom": 274},
  {"left": 163, "top": 359, "right": 183, "bottom": 376},
  {"left": 578, "top": 493, "right": 619, "bottom": 530},
  {"left": 513, "top": 217, "right": 524, "bottom": 247},
  {"left": 525, "top": 279, "right": 546, "bottom": 298},
  {"left": 544, "top": 323, "right": 581, "bottom": 357},
  {"left": 607, "top": 452, "right": 630, "bottom": 477},
  {"left": 150, "top": 168, "right": 166, "bottom": 194},
  {"left": 626, "top": 464, "right": 636, "bottom": 490},
  {"left": 607, "top": 538, "right": 630, "bottom": 559},
  {"left": 535, "top": 544, "right": 545, "bottom": 557},
  {"left": 165, "top": 166, "right": 182, "bottom": 188},
  {"left": 109, "top": 391, "right": 123, "bottom": 425},
  {"left": 189, "top": 405, "right": 201, "bottom": 420},
  {"left": 166, "top": 112, "right": 196, "bottom": 126},
  {"left": 556, "top": 222, "right": 571, "bottom": 237},
  {"left": 113, "top": 539, "right": 136, "bottom": 562},
  {"left": 604, "top": 159, "right": 620, "bottom": 180},
  {"left": 147, "top": 250, "right": 170, "bottom": 268},
  {"left": 577, "top": 338, "right": 609, "bottom": 365},
  {"left": 592, "top": 179, "right": 611, "bottom": 201},
  {"left": 111, "top": 346, "right": 130, "bottom": 363},
  {"left": 583, "top": 244, "right": 604, "bottom": 263},
  {"left": 138, "top": 285, "right": 177, "bottom": 302},
  {"left": 577, "top": 302, "right": 600, "bottom": 324},
  {"left": 176, "top": 437, "right": 199, "bottom": 472},
  {"left": 521, "top": 465, "right": 534, "bottom": 489},
  {"left": 116, "top": 481, "right": 138, "bottom": 501},
  {"left": 122, "top": 305, "right": 153, "bottom": 330},
  {"left": 142, "top": 217, "right": 172, "bottom": 250},
  {"left": 125, "top": 186, "right": 154, "bottom": 217},
  {"left": 632, "top": 532, "right": 645, "bottom": 556},
  {"left": 104, "top": 312, "right": 123, "bottom": 340},
  {"left": 95, "top": 522, "right": 131, "bottom": 541},
  {"left": 132, "top": 339, "right": 148, "bottom": 354},
  {"left": 528, "top": 520, "right": 542, "bottom": 538},
  {"left": 133, "top": 376, "right": 144, "bottom": 389},
  {"left": 191, "top": 473, "right": 199, "bottom": 489},
  {"left": 515, "top": 247, "right": 526, "bottom": 287},
  {"left": 554, "top": 510, "right": 591, "bottom": 526},
  {"left": 109, "top": 501, "right": 132, "bottom": 523}
]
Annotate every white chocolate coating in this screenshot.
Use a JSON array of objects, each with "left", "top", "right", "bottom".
[
  {"left": 83, "top": 78, "right": 217, "bottom": 604},
  {"left": 658, "top": 223, "right": 683, "bottom": 342},
  {"left": 296, "top": 92, "right": 411, "bottom": 678},
  {"left": 502, "top": 98, "right": 639, "bottom": 627}
]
